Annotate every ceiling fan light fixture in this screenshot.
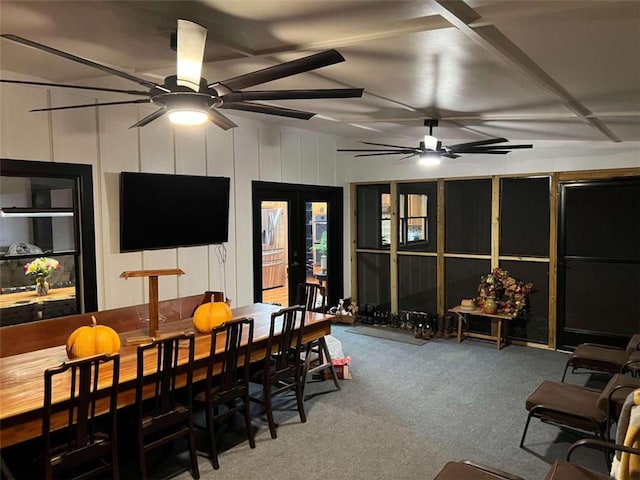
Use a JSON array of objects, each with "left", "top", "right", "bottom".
[
  {"left": 168, "top": 109, "right": 208, "bottom": 126},
  {"left": 423, "top": 134, "right": 439, "bottom": 151},
  {"left": 418, "top": 151, "right": 441, "bottom": 167}
]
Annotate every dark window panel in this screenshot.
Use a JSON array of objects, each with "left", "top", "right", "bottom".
[
  {"left": 500, "top": 177, "right": 550, "bottom": 257},
  {"left": 357, "top": 252, "right": 391, "bottom": 311},
  {"left": 398, "top": 255, "right": 437, "bottom": 313},
  {"left": 501, "top": 260, "right": 549, "bottom": 344},
  {"left": 445, "top": 179, "right": 491, "bottom": 254},
  {"left": 445, "top": 257, "right": 492, "bottom": 334},
  {"left": 357, "top": 184, "right": 390, "bottom": 250}
]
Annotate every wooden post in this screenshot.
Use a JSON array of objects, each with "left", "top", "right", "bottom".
[{"left": 120, "top": 269, "right": 185, "bottom": 337}]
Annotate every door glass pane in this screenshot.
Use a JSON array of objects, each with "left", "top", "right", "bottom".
[
  {"left": 307, "top": 202, "right": 328, "bottom": 306},
  {"left": 261, "top": 201, "right": 289, "bottom": 306}
]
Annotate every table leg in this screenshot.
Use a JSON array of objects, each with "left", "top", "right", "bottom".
[
  {"left": 496, "top": 319, "right": 502, "bottom": 349},
  {"left": 457, "top": 314, "right": 463, "bottom": 343}
]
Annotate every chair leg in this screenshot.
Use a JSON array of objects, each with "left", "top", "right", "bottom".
[
  {"left": 111, "top": 436, "right": 120, "bottom": 480},
  {"left": 264, "top": 382, "right": 278, "bottom": 439},
  {"left": 207, "top": 405, "right": 219, "bottom": 470},
  {"left": 243, "top": 393, "right": 256, "bottom": 449},
  {"left": 187, "top": 423, "right": 200, "bottom": 479},
  {"left": 1, "top": 456, "right": 15, "bottom": 480},
  {"left": 318, "top": 337, "right": 341, "bottom": 391},
  {"left": 520, "top": 411, "right": 534, "bottom": 448},
  {"left": 138, "top": 432, "right": 148, "bottom": 480},
  {"left": 295, "top": 376, "right": 307, "bottom": 424},
  {"left": 561, "top": 362, "right": 571, "bottom": 382},
  {"left": 302, "top": 342, "right": 313, "bottom": 397}
]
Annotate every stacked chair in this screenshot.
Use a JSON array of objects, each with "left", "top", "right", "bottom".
[
  {"left": 436, "top": 333, "right": 640, "bottom": 480},
  {"left": 435, "top": 390, "right": 640, "bottom": 479}
]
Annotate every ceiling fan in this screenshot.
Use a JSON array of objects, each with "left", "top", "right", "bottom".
[
  {"left": 337, "top": 119, "right": 532, "bottom": 165},
  {"left": 0, "top": 19, "right": 364, "bottom": 129}
]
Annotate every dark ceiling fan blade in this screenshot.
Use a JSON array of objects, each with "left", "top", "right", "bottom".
[
  {"left": 220, "top": 101, "right": 315, "bottom": 120},
  {"left": 0, "top": 79, "right": 150, "bottom": 96},
  {"left": 30, "top": 99, "right": 151, "bottom": 112},
  {"left": 1, "top": 34, "right": 165, "bottom": 92},
  {"left": 208, "top": 108, "right": 237, "bottom": 130},
  {"left": 213, "top": 49, "right": 345, "bottom": 91},
  {"left": 468, "top": 144, "right": 533, "bottom": 150},
  {"left": 399, "top": 153, "right": 420, "bottom": 161},
  {"left": 129, "top": 108, "right": 167, "bottom": 128},
  {"left": 360, "top": 141, "right": 416, "bottom": 149},
  {"left": 338, "top": 149, "right": 417, "bottom": 154},
  {"left": 446, "top": 137, "right": 509, "bottom": 150},
  {"left": 451, "top": 149, "right": 510, "bottom": 154},
  {"left": 176, "top": 19, "right": 206, "bottom": 91},
  {"left": 353, "top": 151, "right": 417, "bottom": 157},
  {"left": 220, "top": 88, "right": 364, "bottom": 102}
]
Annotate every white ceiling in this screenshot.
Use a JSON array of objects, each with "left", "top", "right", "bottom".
[{"left": 1, "top": 0, "right": 639, "bottom": 145}]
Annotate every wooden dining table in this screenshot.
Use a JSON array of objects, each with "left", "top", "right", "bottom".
[{"left": 0, "top": 302, "right": 333, "bottom": 448}]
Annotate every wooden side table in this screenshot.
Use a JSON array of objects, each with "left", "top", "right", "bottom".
[{"left": 448, "top": 306, "right": 516, "bottom": 350}]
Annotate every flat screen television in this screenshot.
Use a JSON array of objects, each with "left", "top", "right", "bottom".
[{"left": 120, "top": 172, "right": 230, "bottom": 252}]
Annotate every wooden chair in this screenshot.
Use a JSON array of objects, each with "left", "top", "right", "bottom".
[
  {"left": 135, "top": 333, "right": 199, "bottom": 479},
  {"left": 194, "top": 317, "right": 255, "bottom": 469},
  {"left": 249, "top": 305, "right": 307, "bottom": 439},
  {"left": 295, "top": 282, "right": 341, "bottom": 396},
  {"left": 43, "top": 353, "right": 120, "bottom": 480}
]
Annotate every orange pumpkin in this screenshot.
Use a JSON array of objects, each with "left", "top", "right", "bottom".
[
  {"left": 66, "top": 316, "right": 121, "bottom": 359},
  {"left": 193, "top": 301, "right": 233, "bottom": 333}
]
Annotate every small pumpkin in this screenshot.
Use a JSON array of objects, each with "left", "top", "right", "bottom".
[
  {"left": 66, "top": 316, "right": 121, "bottom": 359},
  {"left": 193, "top": 301, "right": 233, "bottom": 333}
]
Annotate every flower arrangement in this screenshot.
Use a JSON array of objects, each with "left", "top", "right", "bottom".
[
  {"left": 23, "top": 257, "right": 61, "bottom": 280},
  {"left": 476, "top": 267, "right": 533, "bottom": 316}
]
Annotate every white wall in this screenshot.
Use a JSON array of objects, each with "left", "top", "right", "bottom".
[
  {"left": 0, "top": 73, "right": 343, "bottom": 310},
  {"left": 2, "top": 72, "right": 639, "bottom": 309}
]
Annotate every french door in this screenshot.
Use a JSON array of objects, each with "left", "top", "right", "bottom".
[{"left": 252, "top": 181, "right": 343, "bottom": 309}]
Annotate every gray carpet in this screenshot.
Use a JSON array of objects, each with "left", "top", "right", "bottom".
[
  {"left": 346, "top": 325, "right": 428, "bottom": 345},
  {"left": 169, "top": 325, "right": 610, "bottom": 480}
]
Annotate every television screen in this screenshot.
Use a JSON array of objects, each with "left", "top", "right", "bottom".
[{"left": 120, "top": 172, "right": 230, "bottom": 252}]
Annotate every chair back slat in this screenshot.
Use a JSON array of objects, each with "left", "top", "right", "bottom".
[
  {"left": 43, "top": 353, "right": 120, "bottom": 480},
  {"left": 266, "top": 305, "right": 306, "bottom": 372},
  {"left": 296, "top": 282, "right": 326, "bottom": 313},
  {"left": 137, "top": 332, "right": 195, "bottom": 419},
  {"left": 209, "top": 317, "right": 254, "bottom": 392}
]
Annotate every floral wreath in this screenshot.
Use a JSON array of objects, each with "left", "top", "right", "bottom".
[{"left": 476, "top": 267, "right": 533, "bottom": 316}]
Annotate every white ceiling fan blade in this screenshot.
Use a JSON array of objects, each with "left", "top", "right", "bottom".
[{"left": 176, "top": 19, "right": 207, "bottom": 91}]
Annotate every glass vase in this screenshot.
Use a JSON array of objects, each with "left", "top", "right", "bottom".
[{"left": 36, "top": 277, "right": 50, "bottom": 296}]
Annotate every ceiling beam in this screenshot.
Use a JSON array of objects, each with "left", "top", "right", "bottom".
[{"left": 428, "top": 0, "right": 621, "bottom": 142}]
